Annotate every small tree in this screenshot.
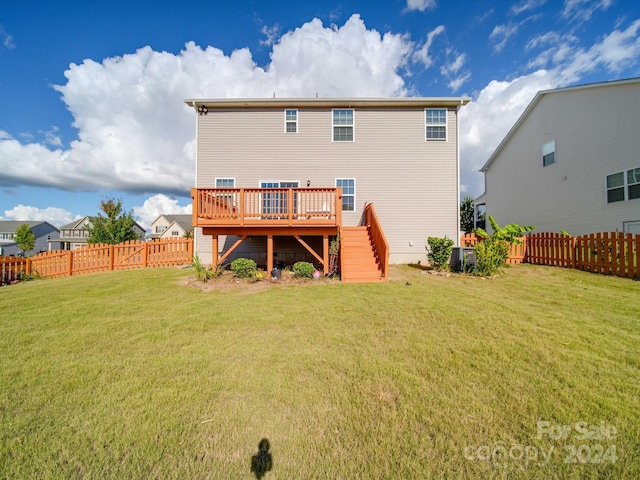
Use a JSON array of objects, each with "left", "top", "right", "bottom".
[
  {"left": 460, "top": 196, "right": 475, "bottom": 234},
  {"left": 426, "top": 236, "right": 454, "bottom": 271},
  {"left": 86, "top": 198, "right": 140, "bottom": 245},
  {"left": 15, "top": 223, "right": 36, "bottom": 255}
]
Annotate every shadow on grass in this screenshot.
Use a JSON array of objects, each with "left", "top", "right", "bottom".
[
  {"left": 406, "top": 262, "right": 431, "bottom": 271},
  {"left": 250, "top": 438, "right": 273, "bottom": 479}
]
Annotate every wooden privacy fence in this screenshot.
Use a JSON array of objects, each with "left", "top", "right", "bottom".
[
  {"left": 460, "top": 232, "right": 639, "bottom": 279},
  {"left": 0, "top": 238, "right": 193, "bottom": 283},
  {"left": 0, "top": 257, "right": 29, "bottom": 285}
]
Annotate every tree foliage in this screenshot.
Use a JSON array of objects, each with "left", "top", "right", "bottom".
[
  {"left": 426, "top": 236, "right": 454, "bottom": 271},
  {"left": 86, "top": 198, "right": 141, "bottom": 245},
  {"left": 15, "top": 223, "right": 36, "bottom": 254},
  {"left": 473, "top": 216, "right": 535, "bottom": 276},
  {"left": 460, "top": 196, "right": 475, "bottom": 234}
]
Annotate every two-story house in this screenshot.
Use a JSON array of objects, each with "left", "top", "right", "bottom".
[
  {"left": 187, "top": 97, "right": 469, "bottom": 282},
  {"left": 59, "top": 216, "right": 147, "bottom": 250},
  {"left": 0, "top": 221, "right": 60, "bottom": 256},
  {"left": 476, "top": 77, "right": 640, "bottom": 236},
  {"left": 148, "top": 214, "right": 193, "bottom": 240}
]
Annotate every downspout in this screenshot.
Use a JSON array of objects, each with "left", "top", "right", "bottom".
[
  {"left": 456, "top": 99, "right": 462, "bottom": 247},
  {"left": 191, "top": 101, "right": 199, "bottom": 260}
]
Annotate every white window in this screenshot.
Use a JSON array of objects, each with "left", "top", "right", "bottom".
[
  {"left": 607, "top": 167, "right": 640, "bottom": 203},
  {"left": 426, "top": 108, "right": 447, "bottom": 141},
  {"left": 336, "top": 178, "right": 355, "bottom": 211},
  {"left": 627, "top": 168, "right": 640, "bottom": 200},
  {"left": 542, "top": 140, "right": 556, "bottom": 167},
  {"left": 172, "top": 230, "right": 179, "bottom": 236},
  {"left": 285, "top": 109, "right": 297, "bottom": 133},
  {"left": 332, "top": 109, "right": 354, "bottom": 142},
  {"left": 215, "top": 178, "right": 235, "bottom": 188},
  {"left": 155, "top": 225, "right": 167, "bottom": 234}
]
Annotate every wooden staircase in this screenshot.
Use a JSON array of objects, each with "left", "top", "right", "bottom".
[{"left": 340, "top": 226, "right": 384, "bottom": 283}]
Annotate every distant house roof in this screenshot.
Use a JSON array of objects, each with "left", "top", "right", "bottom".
[
  {"left": 163, "top": 214, "right": 192, "bottom": 230},
  {"left": 59, "top": 217, "right": 90, "bottom": 230},
  {"left": 480, "top": 77, "right": 640, "bottom": 173},
  {"left": 0, "top": 220, "right": 59, "bottom": 232}
]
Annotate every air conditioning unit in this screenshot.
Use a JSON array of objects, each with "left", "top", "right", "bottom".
[{"left": 450, "top": 247, "right": 476, "bottom": 272}]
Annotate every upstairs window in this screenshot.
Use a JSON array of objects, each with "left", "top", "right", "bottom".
[
  {"left": 285, "top": 109, "right": 298, "bottom": 133},
  {"left": 543, "top": 140, "right": 556, "bottom": 167},
  {"left": 336, "top": 178, "right": 355, "bottom": 211},
  {"left": 426, "top": 108, "right": 447, "bottom": 141},
  {"left": 333, "top": 109, "right": 354, "bottom": 142},
  {"left": 215, "top": 178, "right": 235, "bottom": 188}
]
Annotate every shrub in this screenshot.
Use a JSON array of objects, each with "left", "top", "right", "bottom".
[
  {"left": 230, "top": 258, "right": 257, "bottom": 278},
  {"left": 426, "top": 237, "right": 454, "bottom": 271},
  {"left": 292, "top": 261, "right": 315, "bottom": 278},
  {"left": 473, "top": 238, "right": 510, "bottom": 276}
]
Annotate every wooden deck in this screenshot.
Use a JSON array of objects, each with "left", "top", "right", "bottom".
[{"left": 191, "top": 188, "right": 388, "bottom": 282}]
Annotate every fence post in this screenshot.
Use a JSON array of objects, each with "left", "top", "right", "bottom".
[
  {"left": 67, "top": 251, "right": 73, "bottom": 276},
  {"left": 109, "top": 245, "right": 115, "bottom": 271},
  {"left": 143, "top": 242, "right": 148, "bottom": 269}
]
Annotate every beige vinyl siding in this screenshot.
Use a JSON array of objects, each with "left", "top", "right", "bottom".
[
  {"left": 484, "top": 80, "right": 640, "bottom": 236},
  {"left": 196, "top": 105, "right": 461, "bottom": 264}
]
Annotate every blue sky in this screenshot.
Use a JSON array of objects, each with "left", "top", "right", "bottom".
[{"left": 1, "top": 0, "right": 639, "bottom": 230}]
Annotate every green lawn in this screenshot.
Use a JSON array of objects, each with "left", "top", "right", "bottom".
[{"left": 1, "top": 265, "right": 639, "bottom": 479}]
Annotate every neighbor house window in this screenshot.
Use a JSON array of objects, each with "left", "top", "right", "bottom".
[
  {"left": 155, "top": 226, "right": 167, "bottom": 234},
  {"left": 336, "top": 178, "right": 355, "bottom": 211},
  {"left": 333, "top": 109, "right": 354, "bottom": 142},
  {"left": 172, "top": 230, "right": 179, "bottom": 236},
  {"left": 607, "top": 172, "right": 625, "bottom": 203},
  {"left": 628, "top": 168, "right": 640, "bottom": 200},
  {"left": 542, "top": 140, "right": 556, "bottom": 167},
  {"left": 425, "top": 108, "right": 447, "bottom": 141},
  {"left": 607, "top": 167, "right": 640, "bottom": 203},
  {"left": 285, "top": 109, "right": 298, "bottom": 133}
]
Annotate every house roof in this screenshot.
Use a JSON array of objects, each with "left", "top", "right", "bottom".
[
  {"left": 0, "top": 220, "right": 59, "bottom": 233},
  {"left": 185, "top": 96, "right": 471, "bottom": 110},
  {"left": 59, "top": 216, "right": 90, "bottom": 230},
  {"left": 480, "top": 77, "right": 640, "bottom": 173}
]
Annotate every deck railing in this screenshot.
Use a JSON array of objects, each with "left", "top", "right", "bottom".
[
  {"left": 364, "top": 203, "right": 389, "bottom": 279},
  {"left": 191, "top": 188, "right": 342, "bottom": 228}
]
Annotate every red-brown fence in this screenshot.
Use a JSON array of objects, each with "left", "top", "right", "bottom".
[
  {"left": 0, "top": 238, "right": 193, "bottom": 284},
  {"left": 460, "top": 231, "right": 639, "bottom": 279}
]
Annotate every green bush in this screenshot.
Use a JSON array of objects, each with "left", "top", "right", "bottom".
[
  {"left": 292, "top": 261, "right": 315, "bottom": 278},
  {"left": 426, "top": 237, "right": 454, "bottom": 271},
  {"left": 473, "top": 238, "right": 510, "bottom": 276},
  {"left": 230, "top": 258, "right": 257, "bottom": 278}
]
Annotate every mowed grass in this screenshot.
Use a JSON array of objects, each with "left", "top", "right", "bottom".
[{"left": 1, "top": 265, "right": 639, "bottom": 479}]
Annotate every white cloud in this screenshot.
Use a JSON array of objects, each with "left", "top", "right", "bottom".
[
  {"left": 133, "top": 194, "right": 192, "bottom": 231},
  {"left": 0, "top": 25, "right": 15, "bottom": 50},
  {"left": 489, "top": 22, "right": 520, "bottom": 53},
  {"left": 413, "top": 25, "right": 445, "bottom": 68},
  {"left": 511, "top": 0, "right": 547, "bottom": 16},
  {"left": 1, "top": 205, "right": 82, "bottom": 227},
  {"left": 562, "top": 0, "right": 613, "bottom": 23},
  {"left": 405, "top": 0, "right": 437, "bottom": 12},
  {"left": 260, "top": 24, "right": 281, "bottom": 47},
  {"left": 440, "top": 51, "right": 470, "bottom": 92},
  {"left": 0, "top": 15, "right": 412, "bottom": 197}
]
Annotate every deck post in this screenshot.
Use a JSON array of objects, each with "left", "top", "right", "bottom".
[
  {"left": 211, "top": 235, "right": 218, "bottom": 269},
  {"left": 267, "top": 235, "right": 274, "bottom": 274},
  {"left": 323, "top": 235, "right": 329, "bottom": 275}
]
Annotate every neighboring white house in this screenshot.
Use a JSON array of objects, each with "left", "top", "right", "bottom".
[
  {"left": 59, "top": 216, "right": 146, "bottom": 250},
  {"left": 0, "top": 221, "right": 60, "bottom": 256},
  {"left": 186, "top": 97, "right": 469, "bottom": 280},
  {"left": 476, "top": 78, "right": 640, "bottom": 236},
  {"left": 148, "top": 214, "right": 193, "bottom": 240}
]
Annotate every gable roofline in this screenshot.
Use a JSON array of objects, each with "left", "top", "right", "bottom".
[
  {"left": 185, "top": 97, "right": 471, "bottom": 110},
  {"left": 479, "top": 77, "right": 640, "bottom": 173}
]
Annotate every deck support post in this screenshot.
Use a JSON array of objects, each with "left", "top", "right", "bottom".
[
  {"left": 211, "top": 235, "right": 219, "bottom": 268},
  {"left": 267, "top": 235, "right": 274, "bottom": 274},
  {"left": 323, "top": 235, "right": 329, "bottom": 274}
]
